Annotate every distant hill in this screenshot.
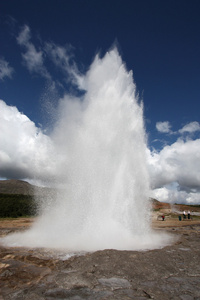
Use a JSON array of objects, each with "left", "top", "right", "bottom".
[
  {"left": 150, "top": 197, "right": 200, "bottom": 213},
  {"left": 1, "top": 180, "right": 199, "bottom": 210},
  {"left": 0, "top": 179, "right": 49, "bottom": 196},
  {"left": 0, "top": 179, "right": 56, "bottom": 217},
  {"left": 151, "top": 198, "right": 171, "bottom": 210}
]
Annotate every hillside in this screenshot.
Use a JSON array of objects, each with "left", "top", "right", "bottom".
[
  {"left": 1, "top": 179, "right": 199, "bottom": 211},
  {"left": 0, "top": 179, "right": 51, "bottom": 196},
  {"left": 0, "top": 180, "right": 53, "bottom": 217},
  {"left": 151, "top": 197, "right": 200, "bottom": 213}
]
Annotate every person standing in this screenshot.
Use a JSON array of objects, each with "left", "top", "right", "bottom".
[{"left": 188, "top": 210, "right": 191, "bottom": 219}]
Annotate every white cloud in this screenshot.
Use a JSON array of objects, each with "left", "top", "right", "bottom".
[
  {"left": 16, "top": 24, "right": 31, "bottom": 45},
  {"left": 0, "top": 57, "right": 14, "bottom": 80},
  {"left": 17, "top": 25, "right": 50, "bottom": 79},
  {"left": 21, "top": 44, "right": 44, "bottom": 74},
  {"left": 150, "top": 186, "right": 200, "bottom": 205},
  {"left": 148, "top": 138, "right": 200, "bottom": 204},
  {"left": 149, "top": 139, "right": 200, "bottom": 189},
  {"left": 179, "top": 121, "right": 200, "bottom": 134},
  {"left": 45, "top": 42, "right": 85, "bottom": 89},
  {"left": 45, "top": 42, "right": 71, "bottom": 68},
  {"left": 156, "top": 121, "right": 172, "bottom": 133},
  {"left": 0, "top": 100, "right": 56, "bottom": 183},
  {"left": 16, "top": 25, "right": 84, "bottom": 87}
]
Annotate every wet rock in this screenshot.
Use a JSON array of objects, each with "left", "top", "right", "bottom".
[
  {"left": 0, "top": 224, "right": 200, "bottom": 299},
  {"left": 98, "top": 277, "right": 131, "bottom": 289},
  {"left": 179, "top": 295, "right": 194, "bottom": 300},
  {"left": 44, "top": 287, "right": 113, "bottom": 299}
]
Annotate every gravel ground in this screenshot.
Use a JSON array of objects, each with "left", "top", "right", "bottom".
[{"left": 0, "top": 215, "right": 200, "bottom": 300}]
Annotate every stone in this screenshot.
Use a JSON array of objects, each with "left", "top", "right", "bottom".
[{"left": 0, "top": 220, "right": 200, "bottom": 299}]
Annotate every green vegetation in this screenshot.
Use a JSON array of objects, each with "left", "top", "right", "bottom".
[{"left": 0, "top": 194, "right": 38, "bottom": 218}]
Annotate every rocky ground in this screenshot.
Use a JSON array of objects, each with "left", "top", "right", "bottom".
[{"left": 0, "top": 214, "right": 200, "bottom": 300}]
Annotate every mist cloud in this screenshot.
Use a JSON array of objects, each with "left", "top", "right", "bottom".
[
  {"left": 179, "top": 121, "right": 200, "bottom": 134},
  {"left": 17, "top": 25, "right": 50, "bottom": 79},
  {"left": 0, "top": 57, "right": 14, "bottom": 81},
  {"left": 156, "top": 121, "right": 172, "bottom": 133},
  {"left": 16, "top": 24, "right": 84, "bottom": 89},
  {"left": 16, "top": 24, "right": 30, "bottom": 45},
  {"left": 45, "top": 42, "right": 84, "bottom": 89}
]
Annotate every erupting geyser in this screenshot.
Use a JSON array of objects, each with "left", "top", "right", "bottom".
[{"left": 1, "top": 48, "right": 172, "bottom": 251}]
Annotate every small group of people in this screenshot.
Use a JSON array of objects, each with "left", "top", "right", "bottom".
[{"left": 183, "top": 210, "right": 191, "bottom": 220}]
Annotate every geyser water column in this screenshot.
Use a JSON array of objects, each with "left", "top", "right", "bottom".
[
  {"left": 47, "top": 48, "right": 150, "bottom": 250},
  {"left": 1, "top": 48, "right": 171, "bottom": 251}
]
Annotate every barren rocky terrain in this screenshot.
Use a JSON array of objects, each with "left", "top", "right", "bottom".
[{"left": 0, "top": 214, "right": 200, "bottom": 300}]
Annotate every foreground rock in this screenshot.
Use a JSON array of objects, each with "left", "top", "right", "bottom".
[{"left": 0, "top": 220, "right": 200, "bottom": 299}]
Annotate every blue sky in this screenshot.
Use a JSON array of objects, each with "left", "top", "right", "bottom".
[{"left": 1, "top": 0, "right": 200, "bottom": 204}]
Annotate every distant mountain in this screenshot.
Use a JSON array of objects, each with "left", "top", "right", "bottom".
[{"left": 0, "top": 179, "right": 47, "bottom": 195}]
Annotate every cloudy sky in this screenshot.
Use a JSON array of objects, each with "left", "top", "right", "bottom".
[{"left": 0, "top": 0, "right": 200, "bottom": 204}]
